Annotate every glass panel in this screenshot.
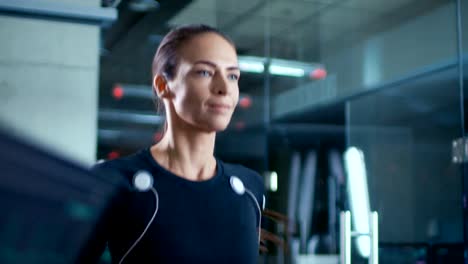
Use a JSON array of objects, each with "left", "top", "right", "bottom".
[
  {"left": 268, "top": 0, "right": 457, "bottom": 121},
  {"left": 261, "top": 0, "right": 463, "bottom": 263},
  {"left": 346, "top": 65, "right": 464, "bottom": 263}
]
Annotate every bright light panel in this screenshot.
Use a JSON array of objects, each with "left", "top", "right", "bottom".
[
  {"left": 238, "top": 61, "right": 265, "bottom": 73},
  {"left": 270, "top": 171, "right": 278, "bottom": 192},
  {"left": 237, "top": 55, "right": 322, "bottom": 78},
  {"left": 268, "top": 65, "right": 305, "bottom": 77},
  {"left": 238, "top": 56, "right": 265, "bottom": 74},
  {"left": 344, "top": 147, "right": 371, "bottom": 258}
]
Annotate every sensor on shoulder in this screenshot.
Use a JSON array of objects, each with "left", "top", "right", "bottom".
[
  {"left": 133, "top": 170, "right": 154, "bottom": 192},
  {"left": 230, "top": 176, "right": 245, "bottom": 195}
]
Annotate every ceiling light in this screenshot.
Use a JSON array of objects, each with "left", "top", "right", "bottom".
[
  {"left": 112, "top": 83, "right": 153, "bottom": 100},
  {"left": 237, "top": 55, "right": 325, "bottom": 78},
  {"left": 238, "top": 95, "right": 253, "bottom": 109},
  {"left": 268, "top": 64, "right": 305, "bottom": 77},
  {"left": 238, "top": 56, "right": 265, "bottom": 73},
  {"left": 310, "top": 68, "right": 328, "bottom": 80}
]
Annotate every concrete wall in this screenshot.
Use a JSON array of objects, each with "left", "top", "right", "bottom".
[{"left": 0, "top": 1, "right": 101, "bottom": 165}]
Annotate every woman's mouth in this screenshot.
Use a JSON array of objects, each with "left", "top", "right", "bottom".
[{"left": 207, "top": 103, "right": 231, "bottom": 113}]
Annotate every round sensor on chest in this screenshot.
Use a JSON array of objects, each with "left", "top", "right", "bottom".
[{"left": 230, "top": 176, "right": 245, "bottom": 195}]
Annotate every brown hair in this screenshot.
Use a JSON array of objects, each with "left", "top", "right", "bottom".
[{"left": 151, "top": 24, "right": 235, "bottom": 81}]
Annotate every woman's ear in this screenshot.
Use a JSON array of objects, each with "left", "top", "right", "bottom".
[{"left": 153, "top": 75, "right": 169, "bottom": 98}]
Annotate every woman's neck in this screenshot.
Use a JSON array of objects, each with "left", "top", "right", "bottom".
[{"left": 150, "top": 125, "right": 217, "bottom": 181}]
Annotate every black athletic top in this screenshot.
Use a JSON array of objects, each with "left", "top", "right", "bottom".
[{"left": 83, "top": 148, "right": 264, "bottom": 264}]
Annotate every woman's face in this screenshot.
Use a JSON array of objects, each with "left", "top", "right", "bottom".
[{"left": 165, "top": 32, "right": 240, "bottom": 132}]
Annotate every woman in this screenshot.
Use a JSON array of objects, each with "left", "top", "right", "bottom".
[{"left": 86, "top": 24, "right": 265, "bottom": 264}]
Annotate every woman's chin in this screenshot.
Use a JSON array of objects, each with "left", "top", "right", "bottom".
[
  {"left": 210, "top": 121, "right": 230, "bottom": 132},
  {"left": 203, "top": 119, "right": 231, "bottom": 132}
]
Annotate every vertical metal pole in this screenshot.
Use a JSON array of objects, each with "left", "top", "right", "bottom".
[
  {"left": 340, "top": 211, "right": 351, "bottom": 264},
  {"left": 263, "top": 0, "right": 271, "bottom": 174},
  {"left": 370, "top": 212, "right": 379, "bottom": 264},
  {"left": 262, "top": 2, "right": 271, "bottom": 264},
  {"left": 455, "top": 0, "right": 468, "bottom": 262}
]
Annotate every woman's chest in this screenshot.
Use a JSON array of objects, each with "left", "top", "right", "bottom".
[{"left": 123, "top": 182, "right": 259, "bottom": 257}]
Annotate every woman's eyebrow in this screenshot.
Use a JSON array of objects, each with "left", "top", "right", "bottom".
[{"left": 193, "top": 60, "right": 239, "bottom": 71}]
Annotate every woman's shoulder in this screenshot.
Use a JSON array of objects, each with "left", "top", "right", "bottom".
[
  {"left": 220, "top": 161, "right": 264, "bottom": 197},
  {"left": 90, "top": 149, "right": 150, "bottom": 183},
  {"left": 221, "top": 162, "right": 262, "bottom": 182}
]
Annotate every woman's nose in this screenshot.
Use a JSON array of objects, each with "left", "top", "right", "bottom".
[{"left": 212, "top": 74, "right": 228, "bottom": 95}]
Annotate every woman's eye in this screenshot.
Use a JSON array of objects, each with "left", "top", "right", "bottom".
[
  {"left": 197, "top": 70, "right": 212, "bottom": 77},
  {"left": 228, "top": 74, "right": 239, "bottom": 81}
]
